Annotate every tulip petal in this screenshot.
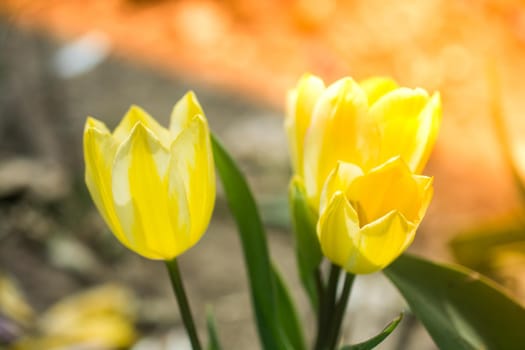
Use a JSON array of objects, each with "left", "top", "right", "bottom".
[
  {"left": 170, "top": 115, "right": 215, "bottom": 247},
  {"left": 359, "top": 77, "right": 399, "bottom": 106},
  {"left": 285, "top": 74, "right": 325, "bottom": 176},
  {"left": 303, "top": 77, "right": 372, "bottom": 209},
  {"left": 354, "top": 211, "right": 416, "bottom": 274},
  {"left": 369, "top": 87, "right": 438, "bottom": 172},
  {"left": 412, "top": 93, "right": 441, "bottom": 173},
  {"left": 113, "top": 105, "right": 171, "bottom": 148},
  {"left": 170, "top": 91, "right": 205, "bottom": 138},
  {"left": 112, "top": 123, "right": 188, "bottom": 259},
  {"left": 414, "top": 175, "right": 434, "bottom": 219},
  {"left": 346, "top": 157, "right": 423, "bottom": 224},
  {"left": 84, "top": 117, "right": 128, "bottom": 247},
  {"left": 317, "top": 191, "right": 360, "bottom": 268},
  {"left": 319, "top": 194, "right": 418, "bottom": 274},
  {"left": 320, "top": 161, "right": 363, "bottom": 213}
]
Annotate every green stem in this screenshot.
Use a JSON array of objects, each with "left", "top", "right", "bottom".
[
  {"left": 314, "top": 264, "right": 341, "bottom": 350},
  {"left": 315, "top": 267, "right": 325, "bottom": 311},
  {"left": 326, "top": 273, "right": 355, "bottom": 349},
  {"left": 165, "top": 258, "right": 202, "bottom": 350}
]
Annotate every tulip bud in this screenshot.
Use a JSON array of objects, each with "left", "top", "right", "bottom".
[{"left": 83, "top": 92, "right": 215, "bottom": 260}]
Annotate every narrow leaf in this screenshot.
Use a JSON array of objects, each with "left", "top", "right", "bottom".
[
  {"left": 206, "top": 308, "right": 222, "bottom": 350},
  {"left": 274, "top": 266, "right": 307, "bottom": 350},
  {"left": 341, "top": 313, "right": 402, "bottom": 350},
  {"left": 289, "top": 177, "right": 323, "bottom": 311},
  {"left": 385, "top": 253, "right": 525, "bottom": 350},
  {"left": 211, "top": 134, "right": 305, "bottom": 350}
]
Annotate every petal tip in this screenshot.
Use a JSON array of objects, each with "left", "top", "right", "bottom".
[
  {"left": 182, "top": 90, "right": 201, "bottom": 108},
  {"left": 84, "top": 116, "right": 108, "bottom": 132},
  {"left": 126, "top": 104, "right": 146, "bottom": 116}
]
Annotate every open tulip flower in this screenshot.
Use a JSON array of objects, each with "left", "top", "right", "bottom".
[
  {"left": 318, "top": 157, "right": 433, "bottom": 274},
  {"left": 83, "top": 92, "right": 215, "bottom": 260},
  {"left": 285, "top": 74, "right": 441, "bottom": 210}
]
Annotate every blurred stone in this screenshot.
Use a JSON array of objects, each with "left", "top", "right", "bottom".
[
  {"left": 2, "top": 204, "right": 55, "bottom": 241},
  {"left": 138, "top": 296, "right": 181, "bottom": 327},
  {"left": 221, "top": 114, "right": 291, "bottom": 225},
  {"left": 52, "top": 31, "right": 111, "bottom": 79},
  {"left": 132, "top": 329, "right": 190, "bottom": 350},
  {"left": 0, "top": 158, "right": 70, "bottom": 202},
  {"left": 46, "top": 235, "right": 103, "bottom": 278},
  {"left": 222, "top": 113, "right": 288, "bottom": 167}
]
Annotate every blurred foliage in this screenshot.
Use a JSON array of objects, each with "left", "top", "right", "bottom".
[{"left": 451, "top": 215, "right": 525, "bottom": 275}]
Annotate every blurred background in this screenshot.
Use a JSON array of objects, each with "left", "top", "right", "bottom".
[{"left": 2, "top": 0, "right": 525, "bottom": 349}]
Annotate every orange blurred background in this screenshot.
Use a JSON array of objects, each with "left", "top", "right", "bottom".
[{"left": 5, "top": 0, "right": 524, "bottom": 253}]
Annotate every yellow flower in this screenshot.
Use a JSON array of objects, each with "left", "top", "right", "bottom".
[
  {"left": 83, "top": 92, "right": 215, "bottom": 260},
  {"left": 317, "top": 157, "right": 433, "bottom": 274},
  {"left": 285, "top": 74, "right": 441, "bottom": 210}
]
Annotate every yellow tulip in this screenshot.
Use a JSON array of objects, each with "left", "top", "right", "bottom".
[
  {"left": 317, "top": 157, "right": 433, "bottom": 274},
  {"left": 83, "top": 92, "right": 215, "bottom": 260},
  {"left": 285, "top": 74, "right": 441, "bottom": 210}
]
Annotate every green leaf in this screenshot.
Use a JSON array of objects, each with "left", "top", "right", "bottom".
[
  {"left": 273, "top": 266, "right": 307, "bottom": 350},
  {"left": 211, "top": 134, "right": 305, "bottom": 350},
  {"left": 206, "top": 308, "right": 222, "bottom": 350},
  {"left": 341, "top": 313, "right": 402, "bottom": 350},
  {"left": 289, "top": 177, "right": 323, "bottom": 311},
  {"left": 385, "top": 253, "right": 525, "bottom": 350}
]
